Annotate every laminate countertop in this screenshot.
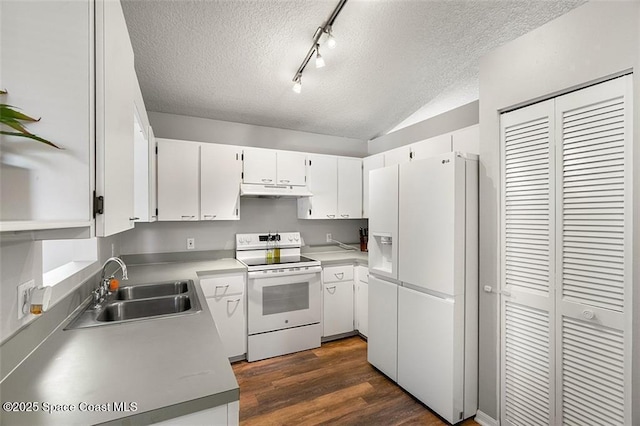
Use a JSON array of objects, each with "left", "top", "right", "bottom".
[
  {"left": 304, "top": 249, "right": 369, "bottom": 266},
  {"left": 0, "top": 258, "right": 246, "bottom": 426}
]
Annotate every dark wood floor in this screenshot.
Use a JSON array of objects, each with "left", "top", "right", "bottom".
[{"left": 232, "top": 336, "right": 479, "bottom": 426}]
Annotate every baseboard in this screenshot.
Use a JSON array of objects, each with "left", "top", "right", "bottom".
[{"left": 474, "top": 410, "right": 499, "bottom": 426}]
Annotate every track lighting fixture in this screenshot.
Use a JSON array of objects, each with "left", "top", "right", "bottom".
[
  {"left": 315, "top": 44, "right": 325, "bottom": 68},
  {"left": 291, "top": 0, "right": 347, "bottom": 94},
  {"left": 292, "top": 75, "right": 302, "bottom": 94},
  {"left": 326, "top": 28, "right": 337, "bottom": 49}
]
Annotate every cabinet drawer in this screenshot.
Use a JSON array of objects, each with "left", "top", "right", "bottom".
[
  {"left": 358, "top": 265, "right": 369, "bottom": 283},
  {"left": 200, "top": 273, "right": 245, "bottom": 298},
  {"left": 323, "top": 265, "right": 354, "bottom": 283}
]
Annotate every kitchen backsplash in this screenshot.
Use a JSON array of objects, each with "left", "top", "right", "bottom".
[{"left": 120, "top": 197, "right": 367, "bottom": 254}]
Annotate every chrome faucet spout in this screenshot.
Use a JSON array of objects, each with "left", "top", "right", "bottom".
[
  {"left": 100, "top": 257, "right": 128, "bottom": 283},
  {"left": 91, "top": 257, "right": 129, "bottom": 308}
]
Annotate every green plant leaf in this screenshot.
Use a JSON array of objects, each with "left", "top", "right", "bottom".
[
  {"left": 1, "top": 130, "right": 61, "bottom": 149},
  {"left": 1, "top": 116, "right": 32, "bottom": 134},
  {"left": 0, "top": 89, "right": 7, "bottom": 95},
  {"left": 0, "top": 104, "right": 41, "bottom": 122}
]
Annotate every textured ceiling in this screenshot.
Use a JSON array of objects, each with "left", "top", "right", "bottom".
[{"left": 121, "top": 0, "right": 584, "bottom": 140}]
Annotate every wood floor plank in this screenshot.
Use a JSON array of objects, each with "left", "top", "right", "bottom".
[{"left": 232, "top": 336, "right": 479, "bottom": 426}]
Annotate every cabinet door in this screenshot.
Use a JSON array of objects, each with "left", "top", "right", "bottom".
[
  {"left": 157, "top": 139, "right": 199, "bottom": 221},
  {"left": 148, "top": 126, "right": 158, "bottom": 222},
  {"left": 201, "top": 144, "right": 241, "bottom": 220},
  {"left": 276, "top": 151, "right": 306, "bottom": 186},
  {"left": 243, "top": 148, "right": 276, "bottom": 184},
  {"left": 337, "top": 157, "right": 362, "bottom": 218},
  {"left": 133, "top": 106, "right": 150, "bottom": 222},
  {"left": 0, "top": 0, "right": 92, "bottom": 227},
  {"left": 451, "top": 125, "right": 479, "bottom": 154},
  {"left": 305, "top": 154, "right": 338, "bottom": 219},
  {"left": 383, "top": 145, "right": 411, "bottom": 166},
  {"left": 356, "top": 281, "right": 368, "bottom": 337},
  {"left": 95, "top": 0, "right": 135, "bottom": 236},
  {"left": 206, "top": 295, "right": 246, "bottom": 359},
  {"left": 323, "top": 281, "right": 354, "bottom": 336},
  {"left": 410, "top": 134, "right": 451, "bottom": 160},
  {"left": 362, "top": 154, "right": 385, "bottom": 218}
]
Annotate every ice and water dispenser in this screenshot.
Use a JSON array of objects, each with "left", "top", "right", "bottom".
[{"left": 370, "top": 233, "right": 394, "bottom": 275}]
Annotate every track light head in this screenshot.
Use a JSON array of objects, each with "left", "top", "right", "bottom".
[
  {"left": 292, "top": 75, "right": 302, "bottom": 94},
  {"left": 315, "top": 44, "right": 325, "bottom": 68},
  {"left": 326, "top": 29, "right": 336, "bottom": 49}
]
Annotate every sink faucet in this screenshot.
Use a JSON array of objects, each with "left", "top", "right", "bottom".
[{"left": 92, "top": 257, "right": 128, "bottom": 307}]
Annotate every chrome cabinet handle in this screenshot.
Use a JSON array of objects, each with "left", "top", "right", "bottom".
[
  {"left": 327, "top": 214, "right": 336, "bottom": 218},
  {"left": 335, "top": 272, "right": 344, "bottom": 280},
  {"left": 341, "top": 214, "right": 349, "bottom": 218},
  {"left": 203, "top": 214, "right": 217, "bottom": 219},
  {"left": 215, "top": 285, "right": 230, "bottom": 289},
  {"left": 129, "top": 217, "right": 140, "bottom": 220},
  {"left": 279, "top": 179, "right": 290, "bottom": 183},
  {"left": 227, "top": 298, "right": 241, "bottom": 304},
  {"left": 261, "top": 178, "right": 273, "bottom": 182},
  {"left": 181, "top": 215, "right": 195, "bottom": 219},
  {"left": 326, "top": 286, "right": 336, "bottom": 294}
]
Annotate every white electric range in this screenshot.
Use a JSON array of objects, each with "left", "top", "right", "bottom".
[{"left": 236, "top": 232, "right": 321, "bottom": 362}]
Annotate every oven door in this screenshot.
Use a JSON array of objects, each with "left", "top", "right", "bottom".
[{"left": 247, "top": 267, "right": 321, "bottom": 335}]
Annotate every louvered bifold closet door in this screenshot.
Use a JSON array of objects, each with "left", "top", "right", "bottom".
[
  {"left": 500, "top": 100, "right": 555, "bottom": 426},
  {"left": 555, "top": 75, "right": 632, "bottom": 426}
]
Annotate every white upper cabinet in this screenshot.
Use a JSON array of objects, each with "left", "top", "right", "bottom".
[
  {"left": 133, "top": 75, "right": 157, "bottom": 223},
  {"left": 337, "top": 157, "right": 362, "bottom": 219},
  {"left": 201, "top": 144, "right": 242, "bottom": 220},
  {"left": 451, "top": 125, "right": 479, "bottom": 154},
  {"left": 242, "top": 148, "right": 277, "bottom": 184},
  {"left": 243, "top": 148, "right": 307, "bottom": 186},
  {"left": 362, "top": 153, "right": 385, "bottom": 218},
  {"left": 298, "top": 155, "right": 362, "bottom": 219},
  {"left": 0, "top": 0, "right": 93, "bottom": 236},
  {"left": 298, "top": 154, "right": 338, "bottom": 219},
  {"left": 95, "top": 0, "right": 135, "bottom": 237},
  {"left": 410, "top": 134, "right": 452, "bottom": 160},
  {"left": 384, "top": 145, "right": 411, "bottom": 166},
  {"left": 157, "top": 139, "right": 200, "bottom": 221},
  {"left": 276, "top": 151, "right": 306, "bottom": 186}
]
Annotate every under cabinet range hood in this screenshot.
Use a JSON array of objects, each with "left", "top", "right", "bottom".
[{"left": 240, "top": 183, "right": 313, "bottom": 198}]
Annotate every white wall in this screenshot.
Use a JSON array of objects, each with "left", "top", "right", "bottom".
[
  {"left": 478, "top": 2, "right": 640, "bottom": 421},
  {"left": 148, "top": 112, "right": 368, "bottom": 158},
  {"left": 368, "top": 101, "right": 479, "bottom": 154},
  {"left": 0, "top": 235, "right": 121, "bottom": 344},
  {"left": 120, "top": 197, "right": 366, "bottom": 254}
]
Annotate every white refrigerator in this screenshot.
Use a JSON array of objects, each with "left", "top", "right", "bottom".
[{"left": 368, "top": 151, "right": 478, "bottom": 424}]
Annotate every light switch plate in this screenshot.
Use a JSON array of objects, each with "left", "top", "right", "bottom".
[
  {"left": 17, "top": 280, "right": 36, "bottom": 320},
  {"left": 326, "top": 233, "right": 332, "bottom": 243},
  {"left": 187, "top": 238, "right": 195, "bottom": 250}
]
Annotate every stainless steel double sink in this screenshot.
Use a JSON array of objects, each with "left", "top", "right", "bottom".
[{"left": 66, "top": 280, "right": 202, "bottom": 329}]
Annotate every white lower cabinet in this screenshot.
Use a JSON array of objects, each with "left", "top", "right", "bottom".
[
  {"left": 322, "top": 265, "right": 354, "bottom": 337},
  {"left": 355, "top": 266, "right": 369, "bottom": 337},
  {"left": 200, "top": 273, "right": 246, "bottom": 359}
]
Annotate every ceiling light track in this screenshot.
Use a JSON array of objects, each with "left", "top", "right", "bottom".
[{"left": 292, "top": 0, "right": 348, "bottom": 93}]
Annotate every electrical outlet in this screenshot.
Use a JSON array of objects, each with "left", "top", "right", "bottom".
[
  {"left": 17, "top": 280, "right": 36, "bottom": 320},
  {"left": 187, "top": 238, "right": 195, "bottom": 250},
  {"left": 326, "top": 233, "right": 332, "bottom": 243}
]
